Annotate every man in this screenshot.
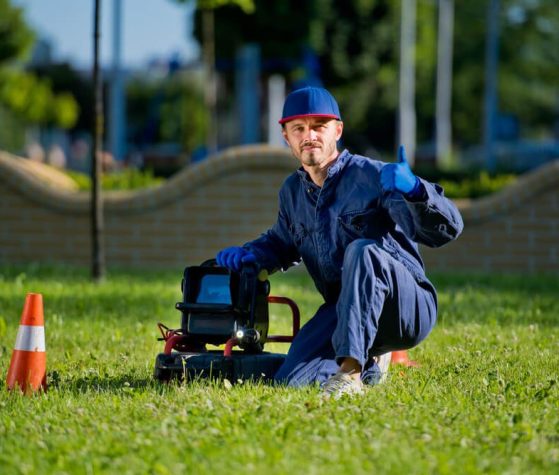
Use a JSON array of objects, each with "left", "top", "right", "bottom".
[{"left": 217, "top": 87, "right": 463, "bottom": 399}]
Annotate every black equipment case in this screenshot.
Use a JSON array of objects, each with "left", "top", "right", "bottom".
[{"left": 153, "top": 260, "right": 299, "bottom": 383}]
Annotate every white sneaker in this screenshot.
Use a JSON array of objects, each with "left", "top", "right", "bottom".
[
  {"left": 373, "top": 352, "right": 391, "bottom": 384},
  {"left": 322, "top": 371, "right": 364, "bottom": 400}
]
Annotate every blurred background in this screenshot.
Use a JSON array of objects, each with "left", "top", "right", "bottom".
[{"left": 1, "top": 0, "right": 559, "bottom": 191}]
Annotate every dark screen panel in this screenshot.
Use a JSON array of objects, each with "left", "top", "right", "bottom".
[{"left": 195, "top": 274, "right": 231, "bottom": 304}]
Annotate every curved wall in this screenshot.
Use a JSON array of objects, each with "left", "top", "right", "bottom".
[{"left": 1, "top": 147, "right": 558, "bottom": 273}]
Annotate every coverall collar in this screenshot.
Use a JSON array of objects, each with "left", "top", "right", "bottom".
[{"left": 296, "top": 149, "right": 351, "bottom": 186}]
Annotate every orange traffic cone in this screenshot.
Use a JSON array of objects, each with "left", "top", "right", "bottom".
[
  {"left": 6, "top": 293, "right": 47, "bottom": 393},
  {"left": 391, "top": 350, "right": 419, "bottom": 367}
]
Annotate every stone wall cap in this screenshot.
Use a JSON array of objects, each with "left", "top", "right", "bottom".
[{"left": 2, "top": 146, "right": 558, "bottom": 221}]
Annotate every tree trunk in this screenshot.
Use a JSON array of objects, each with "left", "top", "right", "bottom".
[{"left": 91, "top": 0, "right": 105, "bottom": 281}]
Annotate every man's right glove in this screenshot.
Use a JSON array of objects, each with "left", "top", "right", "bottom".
[
  {"left": 216, "top": 246, "right": 257, "bottom": 272},
  {"left": 380, "top": 145, "right": 423, "bottom": 198}
]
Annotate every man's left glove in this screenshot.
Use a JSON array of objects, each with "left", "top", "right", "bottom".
[
  {"left": 380, "top": 145, "right": 423, "bottom": 198},
  {"left": 216, "top": 246, "right": 257, "bottom": 272}
]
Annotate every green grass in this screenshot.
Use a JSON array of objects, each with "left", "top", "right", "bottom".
[{"left": 0, "top": 264, "right": 558, "bottom": 475}]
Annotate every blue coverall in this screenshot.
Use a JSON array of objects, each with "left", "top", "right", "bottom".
[{"left": 244, "top": 150, "right": 464, "bottom": 386}]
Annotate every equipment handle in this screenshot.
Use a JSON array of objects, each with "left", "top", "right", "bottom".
[
  {"left": 175, "top": 302, "right": 235, "bottom": 313},
  {"left": 266, "top": 295, "right": 300, "bottom": 343},
  {"left": 200, "top": 258, "right": 218, "bottom": 267}
]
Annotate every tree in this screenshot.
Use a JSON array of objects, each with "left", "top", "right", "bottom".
[
  {"left": 0, "top": 0, "right": 34, "bottom": 65},
  {"left": 172, "top": 0, "right": 255, "bottom": 153},
  {"left": 308, "top": 0, "right": 402, "bottom": 152},
  {"left": 126, "top": 72, "right": 208, "bottom": 156},
  {"left": 178, "top": 0, "right": 559, "bottom": 157},
  {"left": 452, "top": 0, "right": 559, "bottom": 146},
  {"left": 0, "top": 69, "right": 78, "bottom": 128},
  {"left": 30, "top": 63, "right": 94, "bottom": 133},
  {"left": 497, "top": 0, "right": 559, "bottom": 137},
  {"left": 198, "top": 0, "right": 311, "bottom": 68},
  {"left": 190, "top": 0, "right": 431, "bottom": 153},
  {"left": 0, "top": 0, "right": 79, "bottom": 131},
  {"left": 309, "top": 0, "right": 559, "bottom": 153}
]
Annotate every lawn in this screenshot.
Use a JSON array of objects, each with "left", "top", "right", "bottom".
[{"left": 0, "top": 264, "right": 558, "bottom": 475}]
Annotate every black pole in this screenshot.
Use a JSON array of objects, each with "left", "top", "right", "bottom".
[{"left": 91, "top": 0, "right": 105, "bottom": 281}]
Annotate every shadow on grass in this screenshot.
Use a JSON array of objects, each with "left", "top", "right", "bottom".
[
  {"left": 49, "top": 370, "right": 279, "bottom": 395},
  {"left": 49, "top": 371, "right": 167, "bottom": 395}
]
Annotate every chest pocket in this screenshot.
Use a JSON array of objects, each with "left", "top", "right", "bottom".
[
  {"left": 338, "top": 208, "right": 385, "bottom": 240},
  {"left": 289, "top": 222, "right": 308, "bottom": 247}
]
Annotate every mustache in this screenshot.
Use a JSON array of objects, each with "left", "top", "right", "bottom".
[{"left": 300, "top": 141, "right": 321, "bottom": 150}]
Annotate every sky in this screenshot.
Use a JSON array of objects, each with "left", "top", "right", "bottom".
[{"left": 13, "top": 0, "right": 200, "bottom": 69}]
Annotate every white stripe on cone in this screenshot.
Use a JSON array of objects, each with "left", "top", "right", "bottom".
[{"left": 14, "top": 325, "right": 46, "bottom": 352}]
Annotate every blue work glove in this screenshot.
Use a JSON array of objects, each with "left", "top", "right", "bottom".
[
  {"left": 216, "top": 246, "right": 257, "bottom": 272},
  {"left": 380, "top": 145, "right": 422, "bottom": 198}
]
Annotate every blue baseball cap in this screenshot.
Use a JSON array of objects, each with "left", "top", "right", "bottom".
[{"left": 279, "top": 86, "right": 341, "bottom": 124}]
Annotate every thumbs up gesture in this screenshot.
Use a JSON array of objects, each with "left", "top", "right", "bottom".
[{"left": 380, "top": 145, "right": 421, "bottom": 196}]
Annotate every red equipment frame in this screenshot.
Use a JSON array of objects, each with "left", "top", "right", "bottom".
[{"left": 158, "top": 295, "right": 300, "bottom": 356}]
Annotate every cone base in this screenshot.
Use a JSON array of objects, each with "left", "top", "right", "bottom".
[
  {"left": 6, "top": 350, "right": 47, "bottom": 393},
  {"left": 391, "top": 350, "right": 419, "bottom": 367}
]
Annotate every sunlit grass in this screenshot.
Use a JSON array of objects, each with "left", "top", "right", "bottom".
[{"left": 0, "top": 264, "right": 557, "bottom": 474}]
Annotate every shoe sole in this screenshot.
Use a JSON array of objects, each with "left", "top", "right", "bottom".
[{"left": 377, "top": 352, "right": 391, "bottom": 384}]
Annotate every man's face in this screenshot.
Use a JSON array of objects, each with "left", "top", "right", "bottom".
[{"left": 282, "top": 117, "right": 343, "bottom": 169}]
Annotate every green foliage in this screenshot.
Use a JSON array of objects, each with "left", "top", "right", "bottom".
[
  {"left": 193, "top": 0, "right": 313, "bottom": 67},
  {"left": 126, "top": 72, "right": 207, "bottom": 155},
  {"left": 159, "top": 74, "right": 208, "bottom": 153},
  {"left": 0, "top": 70, "right": 50, "bottom": 123},
  {"left": 196, "top": 0, "right": 255, "bottom": 13},
  {"left": 0, "top": 105, "right": 25, "bottom": 151},
  {"left": 0, "top": 1, "right": 79, "bottom": 129},
  {"left": 173, "top": 0, "right": 254, "bottom": 13},
  {"left": 51, "top": 92, "right": 79, "bottom": 129},
  {"left": 65, "top": 168, "right": 164, "bottom": 191},
  {"left": 498, "top": 0, "right": 559, "bottom": 137},
  {"left": 201, "top": 0, "right": 559, "bottom": 151},
  {"left": 0, "top": 264, "right": 557, "bottom": 474},
  {"left": 309, "top": 0, "right": 399, "bottom": 148},
  {"left": 30, "top": 63, "right": 92, "bottom": 131},
  {"left": 0, "top": 70, "right": 79, "bottom": 128},
  {"left": 309, "top": 0, "right": 559, "bottom": 150},
  {"left": 434, "top": 0, "right": 559, "bottom": 144},
  {"left": 0, "top": 0, "right": 34, "bottom": 65},
  {"left": 64, "top": 170, "right": 91, "bottom": 189},
  {"left": 439, "top": 171, "right": 517, "bottom": 199}
]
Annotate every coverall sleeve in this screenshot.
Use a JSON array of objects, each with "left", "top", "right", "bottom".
[
  {"left": 243, "top": 198, "right": 301, "bottom": 273},
  {"left": 384, "top": 179, "right": 464, "bottom": 248}
]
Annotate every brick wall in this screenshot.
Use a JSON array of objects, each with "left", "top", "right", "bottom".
[
  {"left": 1, "top": 147, "right": 558, "bottom": 273},
  {"left": 422, "top": 159, "right": 559, "bottom": 273}
]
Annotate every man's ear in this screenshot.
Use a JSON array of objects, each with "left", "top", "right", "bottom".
[
  {"left": 335, "top": 121, "right": 344, "bottom": 141},
  {"left": 281, "top": 129, "right": 289, "bottom": 145}
]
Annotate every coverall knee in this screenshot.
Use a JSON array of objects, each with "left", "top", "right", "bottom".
[{"left": 275, "top": 239, "right": 438, "bottom": 387}]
